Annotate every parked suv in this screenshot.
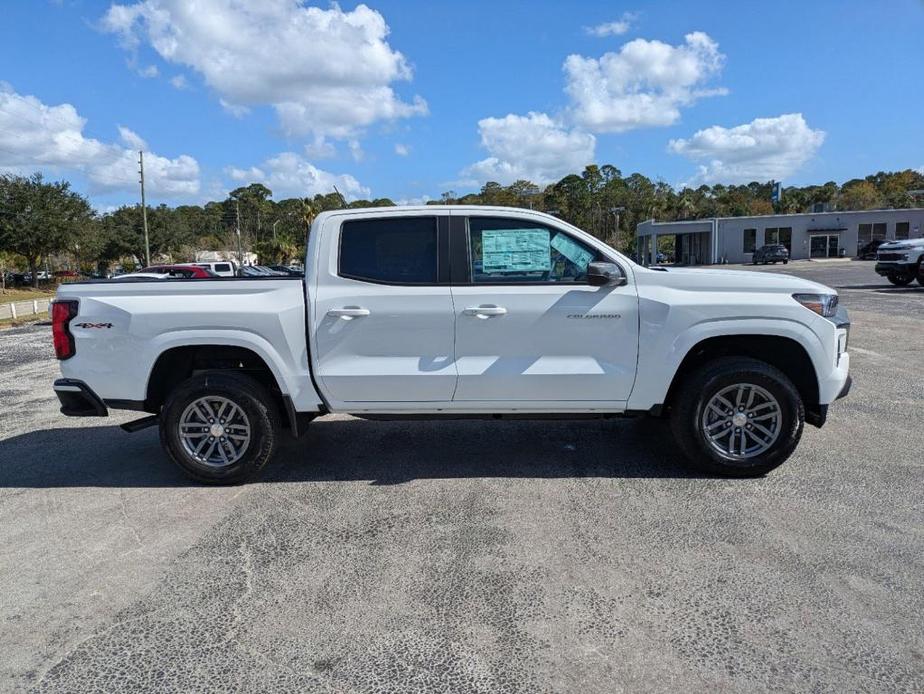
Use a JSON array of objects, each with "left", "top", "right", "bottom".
[
  {"left": 874, "top": 238, "right": 924, "bottom": 286},
  {"left": 752, "top": 244, "right": 790, "bottom": 265}
]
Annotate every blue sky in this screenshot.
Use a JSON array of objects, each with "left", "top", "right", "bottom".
[{"left": 1, "top": 0, "right": 922, "bottom": 210}]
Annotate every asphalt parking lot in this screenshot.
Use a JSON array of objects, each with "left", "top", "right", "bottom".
[{"left": 1, "top": 260, "right": 922, "bottom": 692}]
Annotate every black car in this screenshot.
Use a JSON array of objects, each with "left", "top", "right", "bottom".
[
  {"left": 752, "top": 244, "right": 790, "bottom": 265},
  {"left": 267, "top": 264, "right": 305, "bottom": 276},
  {"left": 857, "top": 238, "right": 886, "bottom": 260}
]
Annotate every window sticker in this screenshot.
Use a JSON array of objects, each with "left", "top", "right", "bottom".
[
  {"left": 481, "top": 229, "right": 551, "bottom": 273},
  {"left": 550, "top": 233, "right": 594, "bottom": 270}
]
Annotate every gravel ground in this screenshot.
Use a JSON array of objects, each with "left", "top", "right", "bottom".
[{"left": 0, "top": 260, "right": 921, "bottom": 693}]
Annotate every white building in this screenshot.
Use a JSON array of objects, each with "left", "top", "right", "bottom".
[{"left": 636, "top": 208, "right": 924, "bottom": 265}]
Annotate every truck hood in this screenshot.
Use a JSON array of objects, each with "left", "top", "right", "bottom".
[
  {"left": 878, "top": 239, "right": 924, "bottom": 251},
  {"left": 639, "top": 266, "right": 833, "bottom": 295}
]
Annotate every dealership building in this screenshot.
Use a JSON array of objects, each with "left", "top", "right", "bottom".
[{"left": 636, "top": 207, "right": 924, "bottom": 265}]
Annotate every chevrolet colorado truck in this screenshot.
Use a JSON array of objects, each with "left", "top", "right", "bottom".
[
  {"left": 51, "top": 206, "right": 851, "bottom": 483},
  {"left": 874, "top": 237, "right": 924, "bottom": 286}
]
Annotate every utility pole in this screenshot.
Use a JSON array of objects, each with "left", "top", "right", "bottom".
[
  {"left": 609, "top": 206, "right": 625, "bottom": 247},
  {"left": 272, "top": 219, "right": 280, "bottom": 240},
  {"left": 138, "top": 151, "right": 151, "bottom": 267},
  {"left": 235, "top": 200, "right": 244, "bottom": 266}
]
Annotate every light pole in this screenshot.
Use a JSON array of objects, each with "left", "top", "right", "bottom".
[
  {"left": 609, "top": 206, "right": 625, "bottom": 247},
  {"left": 272, "top": 219, "right": 281, "bottom": 241}
]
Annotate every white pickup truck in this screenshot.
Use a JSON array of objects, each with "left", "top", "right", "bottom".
[{"left": 51, "top": 206, "right": 851, "bottom": 483}]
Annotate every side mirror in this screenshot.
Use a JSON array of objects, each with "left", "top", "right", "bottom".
[{"left": 586, "top": 261, "right": 625, "bottom": 287}]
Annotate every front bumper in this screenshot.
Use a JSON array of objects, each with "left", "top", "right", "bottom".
[
  {"left": 53, "top": 379, "right": 108, "bottom": 417},
  {"left": 874, "top": 261, "right": 915, "bottom": 276}
]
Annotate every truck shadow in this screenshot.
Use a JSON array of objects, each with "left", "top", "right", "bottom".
[{"left": 0, "top": 416, "right": 704, "bottom": 488}]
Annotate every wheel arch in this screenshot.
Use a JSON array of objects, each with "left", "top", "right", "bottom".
[{"left": 661, "top": 334, "right": 822, "bottom": 425}]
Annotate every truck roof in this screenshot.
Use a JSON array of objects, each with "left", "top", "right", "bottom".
[{"left": 313, "top": 205, "right": 564, "bottom": 224}]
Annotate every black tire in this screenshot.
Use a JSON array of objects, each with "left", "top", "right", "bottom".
[
  {"left": 783, "top": 259, "right": 789, "bottom": 264},
  {"left": 159, "top": 372, "right": 279, "bottom": 484},
  {"left": 669, "top": 357, "right": 804, "bottom": 477},
  {"left": 887, "top": 273, "right": 914, "bottom": 286}
]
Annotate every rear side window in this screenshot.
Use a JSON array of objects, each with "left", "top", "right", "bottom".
[
  {"left": 339, "top": 217, "right": 438, "bottom": 284},
  {"left": 215, "top": 264, "right": 231, "bottom": 273}
]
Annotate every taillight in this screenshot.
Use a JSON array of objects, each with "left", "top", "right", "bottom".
[{"left": 51, "top": 300, "right": 78, "bottom": 360}]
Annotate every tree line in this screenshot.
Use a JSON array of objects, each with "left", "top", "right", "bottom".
[{"left": 2, "top": 167, "right": 922, "bottom": 287}]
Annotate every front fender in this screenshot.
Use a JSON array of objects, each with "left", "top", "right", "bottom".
[{"left": 628, "top": 316, "right": 828, "bottom": 411}]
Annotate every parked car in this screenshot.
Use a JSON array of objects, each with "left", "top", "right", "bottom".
[
  {"left": 23, "top": 270, "right": 51, "bottom": 284},
  {"left": 237, "top": 265, "right": 287, "bottom": 277},
  {"left": 268, "top": 265, "right": 305, "bottom": 276},
  {"left": 752, "top": 244, "right": 790, "bottom": 265},
  {"left": 141, "top": 264, "right": 218, "bottom": 279},
  {"left": 52, "top": 206, "right": 851, "bottom": 484},
  {"left": 236, "top": 265, "right": 267, "bottom": 277},
  {"left": 193, "top": 261, "right": 237, "bottom": 277},
  {"left": 874, "top": 238, "right": 924, "bottom": 286},
  {"left": 857, "top": 238, "right": 886, "bottom": 260},
  {"left": 111, "top": 272, "right": 170, "bottom": 280}
]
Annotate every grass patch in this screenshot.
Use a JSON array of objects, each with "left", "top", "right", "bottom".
[
  {"left": 0, "top": 286, "right": 57, "bottom": 305},
  {"left": 0, "top": 315, "right": 49, "bottom": 329}
]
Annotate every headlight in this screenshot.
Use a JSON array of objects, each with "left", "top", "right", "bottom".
[{"left": 792, "top": 293, "right": 839, "bottom": 317}]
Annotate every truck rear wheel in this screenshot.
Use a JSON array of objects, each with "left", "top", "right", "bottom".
[
  {"left": 159, "top": 372, "right": 279, "bottom": 484},
  {"left": 670, "top": 358, "right": 804, "bottom": 477}
]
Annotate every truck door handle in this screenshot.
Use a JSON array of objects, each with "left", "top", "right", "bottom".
[
  {"left": 463, "top": 305, "right": 507, "bottom": 318},
  {"left": 327, "top": 307, "right": 370, "bottom": 319}
]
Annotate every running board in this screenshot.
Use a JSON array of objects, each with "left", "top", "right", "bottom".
[{"left": 120, "top": 415, "right": 159, "bottom": 433}]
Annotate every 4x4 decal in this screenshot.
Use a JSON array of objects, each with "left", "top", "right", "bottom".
[{"left": 74, "top": 322, "right": 113, "bottom": 329}]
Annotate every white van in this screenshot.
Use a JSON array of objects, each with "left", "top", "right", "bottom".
[{"left": 193, "top": 261, "right": 237, "bottom": 277}]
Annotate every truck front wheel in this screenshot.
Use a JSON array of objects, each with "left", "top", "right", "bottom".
[
  {"left": 670, "top": 358, "right": 804, "bottom": 477},
  {"left": 159, "top": 372, "right": 279, "bottom": 484},
  {"left": 887, "top": 273, "right": 914, "bottom": 286}
]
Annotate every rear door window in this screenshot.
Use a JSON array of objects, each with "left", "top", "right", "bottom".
[
  {"left": 215, "top": 264, "right": 231, "bottom": 273},
  {"left": 339, "top": 217, "right": 438, "bottom": 284}
]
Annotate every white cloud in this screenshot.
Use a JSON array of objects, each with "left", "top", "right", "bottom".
[
  {"left": 100, "top": 1, "right": 427, "bottom": 139},
  {"left": 584, "top": 13, "right": 636, "bottom": 37},
  {"left": 668, "top": 113, "right": 826, "bottom": 185},
  {"left": 564, "top": 31, "right": 726, "bottom": 132},
  {"left": 219, "top": 98, "right": 249, "bottom": 119},
  {"left": 118, "top": 125, "right": 147, "bottom": 150},
  {"left": 169, "top": 74, "right": 189, "bottom": 90},
  {"left": 137, "top": 63, "right": 159, "bottom": 78},
  {"left": 347, "top": 139, "right": 364, "bottom": 162},
  {"left": 394, "top": 143, "right": 409, "bottom": 156},
  {"left": 461, "top": 112, "right": 595, "bottom": 185},
  {"left": 225, "top": 152, "right": 370, "bottom": 200},
  {"left": 0, "top": 84, "right": 199, "bottom": 196},
  {"left": 304, "top": 136, "right": 336, "bottom": 159},
  {"left": 395, "top": 194, "right": 431, "bottom": 206}
]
